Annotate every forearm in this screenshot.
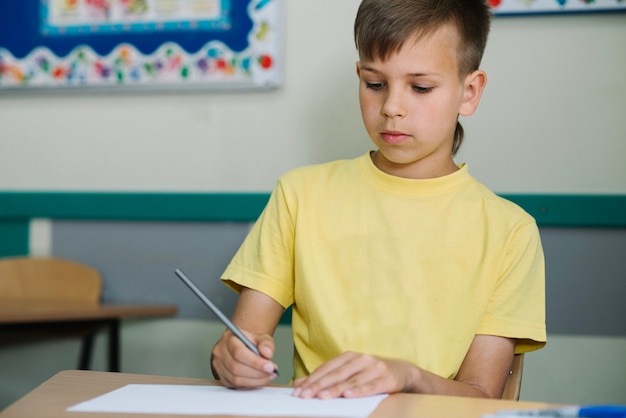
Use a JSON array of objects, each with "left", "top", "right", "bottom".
[
  {"left": 406, "top": 364, "right": 495, "bottom": 398},
  {"left": 406, "top": 335, "right": 514, "bottom": 399}
]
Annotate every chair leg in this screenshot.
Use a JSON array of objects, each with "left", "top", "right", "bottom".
[
  {"left": 78, "top": 334, "right": 94, "bottom": 370},
  {"left": 108, "top": 319, "right": 121, "bottom": 372}
]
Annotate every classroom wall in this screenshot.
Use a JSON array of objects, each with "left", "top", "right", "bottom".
[
  {"left": 0, "top": 3, "right": 625, "bottom": 193},
  {"left": 1, "top": 0, "right": 625, "bottom": 410}
]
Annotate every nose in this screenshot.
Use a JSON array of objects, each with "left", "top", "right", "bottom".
[{"left": 381, "top": 88, "right": 406, "bottom": 118}]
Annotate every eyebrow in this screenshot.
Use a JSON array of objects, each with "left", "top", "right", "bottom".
[{"left": 359, "top": 64, "right": 435, "bottom": 78}]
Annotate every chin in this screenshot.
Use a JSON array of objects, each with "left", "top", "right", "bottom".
[{"left": 376, "top": 149, "right": 423, "bottom": 166}]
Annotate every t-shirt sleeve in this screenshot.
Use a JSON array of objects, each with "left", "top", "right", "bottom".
[
  {"left": 221, "top": 178, "right": 295, "bottom": 309},
  {"left": 477, "top": 219, "right": 547, "bottom": 353}
]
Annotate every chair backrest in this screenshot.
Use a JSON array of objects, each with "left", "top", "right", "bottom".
[
  {"left": 501, "top": 353, "right": 524, "bottom": 401},
  {"left": 0, "top": 257, "right": 102, "bottom": 304}
]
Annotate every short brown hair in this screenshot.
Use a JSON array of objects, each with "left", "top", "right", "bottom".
[
  {"left": 355, "top": 0, "right": 491, "bottom": 76},
  {"left": 354, "top": 0, "right": 492, "bottom": 155}
]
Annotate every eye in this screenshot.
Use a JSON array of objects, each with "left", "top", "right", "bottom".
[
  {"left": 413, "top": 85, "right": 433, "bottom": 94},
  {"left": 365, "top": 82, "right": 385, "bottom": 91}
]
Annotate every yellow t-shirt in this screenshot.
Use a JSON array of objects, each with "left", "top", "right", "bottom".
[{"left": 222, "top": 153, "right": 546, "bottom": 380}]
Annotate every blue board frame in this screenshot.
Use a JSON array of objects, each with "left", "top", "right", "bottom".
[{"left": 0, "top": 0, "right": 283, "bottom": 90}]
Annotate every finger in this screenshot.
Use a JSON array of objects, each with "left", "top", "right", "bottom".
[
  {"left": 338, "top": 358, "right": 408, "bottom": 398},
  {"left": 241, "top": 332, "right": 279, "bottom": 375},
  {"left": 293, "top": 352, "right": 364, "bottom": 398},
  {"left": 316, "top": 362, "right": 382, "bottom": 399},
  {"left": 295, "top": 354, "right": 399, "bottom": 399},
  {"left": 229, "top": 331, "right": 279, "bottom": 375},
  {"left": 219, "top": 360, "right": 277, "bottom": 388},
  {"left": 337, "top": 371, "right": 387, "bottom": 398},
  {"left": 213, "top": 331, "right": 277, "bottom": 388},
  {"left": 217, "top": 347, "right": 278, "bottom": 388},
  {"left": 292, "top": 355, "right": 350, "bottom": 390},
  {"left": 255, "top": 333, "right": 276, "bottom": 361},
  {"left": 294, "top": 352, "right": 358, "bottom": 387}
]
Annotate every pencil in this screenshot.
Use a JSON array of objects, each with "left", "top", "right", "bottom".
[{"left": 175, "top": 268, "right": 279, "bottom": 376}]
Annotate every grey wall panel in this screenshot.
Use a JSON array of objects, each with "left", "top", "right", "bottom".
[
  {"left": 52, "top": 221, "right": 249, "bottom": 320},
  {"left": 541, "top": 227, "right": 626, "bottom": 337},
  {"left": 52, "top": 221, "right": 626, "bottom": 336}
]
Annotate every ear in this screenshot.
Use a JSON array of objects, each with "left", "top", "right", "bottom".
[{"left": 459, "top": 70, "right": 487, "bottom": 116}]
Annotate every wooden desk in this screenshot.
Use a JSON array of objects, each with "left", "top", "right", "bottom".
[
  {"left": 0, "top": 302, "right": 177, "bottom": 372},
  {"left": 0, "top": 370, "right": 558, "bottom": 418}
]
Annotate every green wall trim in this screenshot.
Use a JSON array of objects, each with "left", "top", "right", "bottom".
[
  {"left": 500, "top": 194, "right": 626, "bottom": 228},
  {"left": 1, "top": 192, "right": 624, "bottom": 258},
  {"left": 0, "top": 220, "right": 29, "bottom": 257},
  {"left": 1, "top": 192, "right": 625, "bottom": 226},
  {"left": 0, "top": 192, "right": 271, "bottom": 222}
]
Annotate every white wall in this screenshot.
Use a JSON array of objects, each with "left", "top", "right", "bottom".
[
  {"left": 460, "top": 13, "right": 626, "bottom": 194},
  {"left": 0, "top": 2, "right": 624, "bottom": 193}
]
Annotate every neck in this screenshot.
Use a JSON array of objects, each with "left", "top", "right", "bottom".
[{"left": 370, "top": 151, "right": 459, "bottom": 180}]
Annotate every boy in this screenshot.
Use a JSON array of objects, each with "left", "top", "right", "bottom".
[{"left": 211, "top": 0, "right": 546, "bottom": 399}]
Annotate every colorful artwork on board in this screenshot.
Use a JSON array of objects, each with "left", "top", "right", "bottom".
[
  {"left": 489, "top": 0, "right": 626, "bottom": 14},
  {"left": 0, "top": 0, "right": 282, "bottom": 90},
  {"left": 41, "top": 0, "right": 229, "bottom": 36}
]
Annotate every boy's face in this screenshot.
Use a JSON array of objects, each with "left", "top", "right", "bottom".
[{"left": 356, "top": 24, "right": 486, "bottom": 179}]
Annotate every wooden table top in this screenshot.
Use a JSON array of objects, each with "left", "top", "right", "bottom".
[
  {"left": 0, "top": 301, "right": 178, "bottom": 324},
  {"left": 0, "top": 370, "right": 558, "bottom": 418}
]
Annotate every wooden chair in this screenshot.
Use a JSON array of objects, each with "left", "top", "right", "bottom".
[
  {"left": 0, "top": 256, "right": 103, "bottom": 370},
  {"left": 501, "top": 353, "right": 524, "bottom": 400}
]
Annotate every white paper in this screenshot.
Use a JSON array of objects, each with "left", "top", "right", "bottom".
[{"left": 67, "top": 384, "right": 388, "bottom": 417}]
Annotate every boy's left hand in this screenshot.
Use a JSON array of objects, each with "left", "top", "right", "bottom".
[
  {"left": 291, "top": 335, "right": 515, "bottom": 399},
  {"left": 291, "top": 351, "right": 413, "bottom": 399}
]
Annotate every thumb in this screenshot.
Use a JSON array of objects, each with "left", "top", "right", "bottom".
[{"left": 255, "top": 334, "right": 275, "bottom": 360}]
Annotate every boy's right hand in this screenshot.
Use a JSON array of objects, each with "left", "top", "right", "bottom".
[{"left": 211, "top": 328, "right": 279, "bottom": 388}]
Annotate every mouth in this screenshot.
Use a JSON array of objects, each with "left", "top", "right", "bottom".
[{"left": 380, "top": 130, "right": 410, "bottom": 145}]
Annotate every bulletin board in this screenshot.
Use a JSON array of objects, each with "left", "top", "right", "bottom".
[
  {"left": 490, "top": 0, "right": 626, "bottom": 15},
  {"left": 0, "top": 0, "right": 283, "bottom": 91}
]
